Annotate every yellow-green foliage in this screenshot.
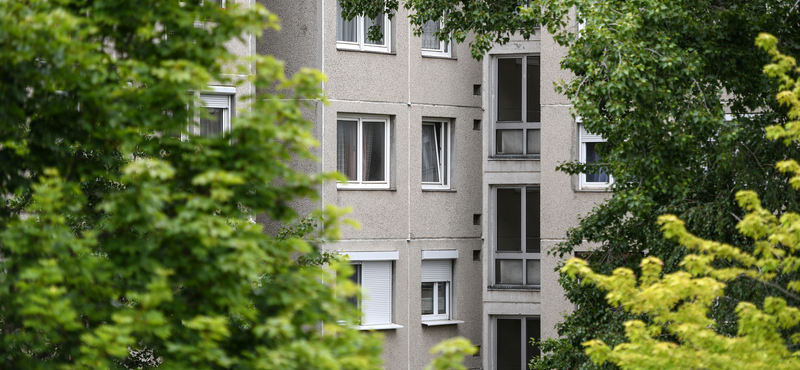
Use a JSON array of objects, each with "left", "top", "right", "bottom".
[{"left": 561, "top": 33, "right": 800, "bottom": 370}]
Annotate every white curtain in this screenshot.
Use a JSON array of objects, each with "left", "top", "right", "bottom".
[
  {"left": 336, "top": 2, "right": 356, "bottom": 42},
  {"left": 421, "top": 125, "right": 439, "bottom": 182},
  {"left": 337, "top": 120, "right": 357, "bottom": 180},
  {"left": 421, "top": 20, "right": 440, "bottom": 49}
]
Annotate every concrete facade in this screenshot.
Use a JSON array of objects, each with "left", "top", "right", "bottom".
[{"left": 257, "top": 2, "right": 607, "bottom": 369}]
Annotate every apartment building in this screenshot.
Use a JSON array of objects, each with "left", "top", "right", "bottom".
[{"left": 258, "top": 2, "right": 607, "bottom": 369}]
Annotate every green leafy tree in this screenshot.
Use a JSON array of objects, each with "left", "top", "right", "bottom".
[
  {"left": 0, "top": 0, "right": 384, "bottom": 368},
  {"left": 560, "top": 33, "right": 800, "bottom": 369}
]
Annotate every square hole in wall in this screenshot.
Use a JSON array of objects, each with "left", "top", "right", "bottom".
[
  {"left": 473, "top": 119, "right": 481, "bottom": 131},
  {"left": 473, "top": 250, "right": 481, "bottom": 261},
  {"left": 473, "top": 214, "right": 481, "bottom": 225},
  {"left": 473, "top": 345, "right": 481, "bottom": 357},
  {"left": 473, "top": 84, "right": 481, "bottom": 95}
]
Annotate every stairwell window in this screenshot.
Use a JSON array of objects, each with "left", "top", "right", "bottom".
[
  {"left": 493, "top": 187, "right": 540, "bottom": 288},
  {"left": 336, "top": 1, "right": 392, "bottom": 53},
  {"left": 337, "top": 115, "right": 391, "bottom": 189},
  {"left": 494, "top": 55, "right": 541, "bottom": 157}
]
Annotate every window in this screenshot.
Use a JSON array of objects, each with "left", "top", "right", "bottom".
[
  {"left": 421, "top": 19, "right": 450, "bottom": 57},
  {"left": 579, "top": 124, "right": 612, "bottom": 189},
  {"left": 421, "top": 120, "right": 450, "bottom": 189},
  {"left": 342, "top": 251, "right": 402, "bottom": 330},
  {"left": 197, "top": 93, "right": 232, "bottom": 137},
  {"left": 337, "top": 115, "right": 391, "bottom": 188},
  {"left": 494, "top": 316, "right": 540, "bottom": 370},
  {"left": 493, "top": 187, "right": 540, "bottom": 287},
  {"left": 336, "top": 1, "right": 391, "bottom": 53},
  {"left": 494, "top": 55, "right": 540, "bottom": 156},
  {"left": 420, "top": 250, "right": 460, "bottom": 325},
  {"left": 183, "top": 87, "right": 234, "bottom": 139}
]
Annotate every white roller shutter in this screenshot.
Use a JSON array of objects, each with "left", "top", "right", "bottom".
[
  {"left": 421, "top": 260, "right": 451, "bottom": 283},
  {"left": 361, "top": 261, "right": 392, "bottom": 325},
  {"left": 580, "top": 124, "right": 604, "bottom": 142},
  {"left": 200, "top": 94, "right": 231, "bottom": 109}
]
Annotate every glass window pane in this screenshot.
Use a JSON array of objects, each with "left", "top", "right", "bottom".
[
  {"left": 421, "top": 20, "right": 440, "bottom": 50},
  {"left": 421, "top": 124, "right": 440, "bottom": 183},
  {"left": 497, "top": 58, "right": 522, "bottom": 121},
  {"left": 421, "top": 282, "right": 434, "bottom": 315},
  {"left": 585, "top": 142, "right": 610, "bottom": 182},
  {"left": 440, "top": 123, "right": 447, "bottom": 185},
  {"left": 362, "top": 122, "right": 385, "bottom": 181},
  {"left": 348, "top": 264, "right": 361, "bottom": 308},
  {"left": 336, "top": 2, "right": 357, "bottom": 42},
  {"left": 497, "top": 188, "right": 522, "bottom": 251},
  {"left": 526, "top": 129, "right": 541, "bottom": 155},
  {"left": 364, "top": 14, "right": 385, "bottom": 45},
  {"left": 525, "top": 188, "right": 540, "bottom": 253},
  {"left": 200, "top": 108, "right": 224, "bottom": 137},
  {"left": 526, "top": 317, "right": 541, "bottom": 361},
  {"left": 437, "top": 282, "right": 446, "bottom": 315},
  {"left": 337, "top": 120, "right": 358, "bottom": 181},
  {"left": 497, "top": 129, "right": 524, "bottom": 154},
  {"left": 495, "top": 259, "right": 523, "bottom": 285},
  {"left": 526, "top": 57, "right": 541, "bottom": 123},
  {"left": 497, "top": 318, "right": 522, "bottom": 370},
  {"left": 526, "top": 260, "right": 541, "bottom": 285}
]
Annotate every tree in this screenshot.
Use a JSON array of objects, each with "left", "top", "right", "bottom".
[
  {"left": 0, "top": 0, "right": 384, "bottom": 368},
  {"left": 559, "top": 33, "right": 800, "bottom": 370},
  {"left": 339, "top": 1, "right": 800, "bottom": 369}
]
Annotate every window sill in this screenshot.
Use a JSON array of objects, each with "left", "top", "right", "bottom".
[
  {"left": 422, "top": 188, "right": 456, "bottom": 192},
  {"left": 336, "top": 47, "right": 396, "bottom": 56},
  {"left": 488, "top": 284, "right": 540, "bottom": 291},
  {"left": 422, "top": 319, "right": 464, "bottom": 326},
  {"left": 576, "top": 187, "right": 611, "bottom": 193},
  {"left": 421, "top": 54, "right": 456, "bottom": 60},
  {"left": 337, "top": 187, "right": 397, "bottom": 191},
  {"left": 489, "top": 154, "right": 541, "bottom": 160},
  {"left": 356, "top": 323, "right": 404, "bottom": 331}
]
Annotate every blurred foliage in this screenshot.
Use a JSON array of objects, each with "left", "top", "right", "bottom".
[{"left": 0, "top": 0, "right": 384, "bottom": 368}]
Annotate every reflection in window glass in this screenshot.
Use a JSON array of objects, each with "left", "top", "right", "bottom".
[
  {"left": 363, "top": 14, "right": 385, "bottom": 45},
  {"left": 497, "top": 58, "right": 523, "bottom": 122},
  {"left": 496, "top": 189, "right": 522, "bottom": 251},
  {"left": 585, "top": 142, "right": 610, "bottom": 182}
]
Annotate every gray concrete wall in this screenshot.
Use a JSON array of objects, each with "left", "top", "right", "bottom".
[
  {"left": 257, "top": 1, "right": 486, "bottom": 369},
  {"left": 480, "top": 21, "right": 609, "bottom": 370}
]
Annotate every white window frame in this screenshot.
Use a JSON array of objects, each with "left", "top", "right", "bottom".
[
  {"left": 336, "top": 1, "right": 392, "bottom": 53},
  {"left": 184, "top": 86, "right": 235, "bottom": 140},
  {"left": 420, "top": 250, "right": 458, "bottom": 323},
  {"left": 336, "top": 114, "right": 391, "bottom": 189},
  {"left": 492, "top": 186, "right": 540, "bottom": 287},
  {"left": 579, "top": 124, "right": 613, "bottom": 189},
  {"left": 492, "top": 316, "right": 541, "bottom": 370},
  {"left": 420, "top": 19, "right": 451, "bottom": 58},
  {"left": 421, "top": 119, "right": 451, "bottom": 189},
  {"left": 493, "top": 55, "right": 541, "bottom": 156},
  {"left": 340, "top": 251, "right": 402, "bottom": 330}
]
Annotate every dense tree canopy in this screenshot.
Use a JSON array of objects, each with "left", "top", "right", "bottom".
[
  {"left": 0, "top": 0, "right": 385, "bottom": 368},
  {"left": 339, "top": 1, "right": 800, "bottom": 369},
  {"left": 561, "top": 33, "right": 800, "bottom": 370}
]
